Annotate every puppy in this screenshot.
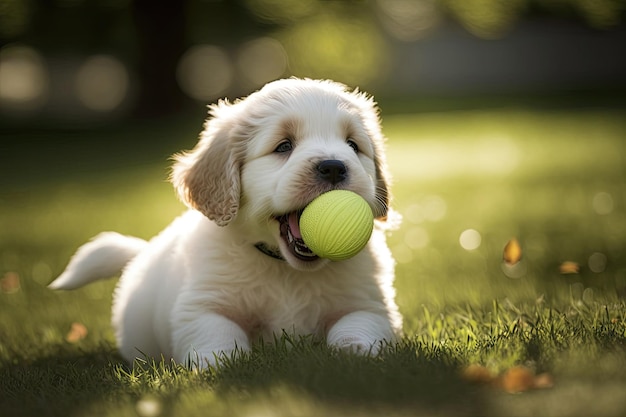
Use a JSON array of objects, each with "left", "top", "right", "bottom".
[{"left": 50, "top": 78, "right": 402, "bottom": 368}]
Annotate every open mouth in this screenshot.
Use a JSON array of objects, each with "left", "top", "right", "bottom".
[{"left": 277, "top": 211, "right": 319, "bottom": 262}]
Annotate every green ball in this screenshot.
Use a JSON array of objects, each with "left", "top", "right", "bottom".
[{"left": 300, "top": 190, "right": 374, "bottom": 261}]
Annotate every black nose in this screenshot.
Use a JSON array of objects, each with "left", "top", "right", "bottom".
[{"left": 317, "top": 159, "right": 347, "bottom": 184}]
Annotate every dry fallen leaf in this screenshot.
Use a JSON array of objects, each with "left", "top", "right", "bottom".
[
  {"left": 66, "top": 322, "right": 88, "bottom": 343},
  {"left": 461, "top": 364, "right": 494, "bottom": 384},
  {"left": 559, "top": 261, "right": 580, "bottom": 274},
  {"left": 464, "top": 364, "right": 555, "bottom": 393},
  {"left": 1, "top": 272, "right": 21, "bottom": 294},
  {"left": 500, "top": 366, "right": 535, "bottom": 393},
  {"left": 503, "top": 238, "right": 522, "bottom": 265}
]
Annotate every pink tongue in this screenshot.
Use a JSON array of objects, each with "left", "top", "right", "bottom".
[{"left": 288, "top": 212, "right": 302, "bottom": 239}]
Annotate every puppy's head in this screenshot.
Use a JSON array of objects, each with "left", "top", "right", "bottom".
[{"left": 171, "top": 78, "right": 391, "bottom": 270}]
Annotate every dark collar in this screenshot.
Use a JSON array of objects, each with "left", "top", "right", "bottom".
[{"left": 254, "top": 242, "right": 285, "bottom": 261}]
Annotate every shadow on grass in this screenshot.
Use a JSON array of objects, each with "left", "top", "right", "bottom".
[
  {"left": 0, "top": 345, "right": 125, "bottom": 417},
  {"left": 0, "top": 337, "right": 489, "bottom": 417},
  {"left": 213, "top": 336, "right": 487, "bottom": 416}
]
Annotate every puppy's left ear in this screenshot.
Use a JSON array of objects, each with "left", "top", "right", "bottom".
[
  {"left": 346, "top": 88, "right": 391, "bottom": 221},
  {"left": 171, "top": 102, "right": 243, "bottom": 226},
  {"left": 354, "top": 90, "right": 390, "bottom": 221},
  {"left": 373, "top": 143, "right": 391, "bottom": 221}
]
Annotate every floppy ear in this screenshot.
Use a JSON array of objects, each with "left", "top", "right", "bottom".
[
  {"left": 351, "top": 89, "right": 391, "bottom": 221},
  {"left": 373, "top": 143, "right": 390, "bottom": 221},
  {"left": 344, "top": 87, "right": 391, "bottom": 221},
  {"left": 170, "top": 103, "right": 242, "bottom": 226}
]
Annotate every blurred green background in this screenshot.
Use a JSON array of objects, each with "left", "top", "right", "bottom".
[
  {"left": 1, "top": 2, "right": 626, "bottom": 416},
  {"left": 1, "top": 0, "right": 625, "bottom": 124},
  {"left": 1, "top": 0, "right": 626, "bottom": 337}
]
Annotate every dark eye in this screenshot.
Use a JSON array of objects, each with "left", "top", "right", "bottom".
[
  {"left": 347, "top": 139, "right": 359, "bottom": 153},
  {"left": 275, "top": 139, "right": 293, "bottom": 153}
]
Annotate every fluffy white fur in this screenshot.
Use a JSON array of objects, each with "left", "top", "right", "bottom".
[{"left": 50, "top": 78, "right": 403, "bottom": 368}]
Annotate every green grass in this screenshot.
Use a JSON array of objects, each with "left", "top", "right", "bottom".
[{"left": 1, "top": 107, "right": 626, "bottom": 416}]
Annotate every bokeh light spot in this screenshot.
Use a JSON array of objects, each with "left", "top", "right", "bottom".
[
  {"left": 75, "top": 55, "right": 129, "bottom": 112},
  {"left": 405, "top": 204, "right": 424, "bottom": 224},
  {"left": 177, "top": 45, "right": 232, "bottom": 101},
  {"left": 281, "top": 14, "right": 388, "bottom": 85},
  {"left": 460, "top": 229, "right": 482, "bottom": 251},
  {"left": 592, "top": 192, "right": 614, "bottom": 215},
  {"left": 32, "top": 262, "right": 52, "bottom": 285},
  {"left": 237, "top": 37, "right": 287, "bottom": 86},
  {"left": 421, "top": 195, "right": 447, "bottom": 222},
  {"left": 392, "top": 243, "right": 414, "bottom": 264},
  {"left": 405, "top": 226, "right": 430, "bottom": 250},
  {"left": 136, "top": 396, "right": 163, "bottom": 417},
  {"left": 0, "top": 44, "right": 48, "bottom": 112},
  {"left": 376, "top": 0, "right": 441, "bottom": 41},
  {"left": 588, "top": 252, "right": 607, "bottom": 273}
]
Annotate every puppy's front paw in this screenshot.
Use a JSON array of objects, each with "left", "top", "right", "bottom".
[
  {"left": 327, "top": 311, "right": 395, "bottom": 356},
  {"left": 332, "top": 336, "right": 380, "bottom": 355}
]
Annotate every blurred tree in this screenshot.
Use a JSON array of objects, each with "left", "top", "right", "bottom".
[
  {"left": 440, "top": 0, "right": 624, "bottom": 38},
  {"left": 440, "top": 0, "right": 528, "bottom": 39},
  {"left": 574, "top": 0, "right": 625, "bottom": 28},
  {"left": 0, "top": 0, "right": 624, "bottom": 122},
  {"left": 278, "top": 11, "right": 389, "bottom": 86},
  {"left": 243, "top": 0, "right": 318, "bottom": 24},
  {"left": 132, "top": 0, "right": 185, "bottom": 118},
  {"left": 0, "top": 0, "right": 31, "bottom": 39}
]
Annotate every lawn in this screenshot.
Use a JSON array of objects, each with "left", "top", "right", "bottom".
[{"left": 1, "top": 105, "right": 625, "bottom": 417}]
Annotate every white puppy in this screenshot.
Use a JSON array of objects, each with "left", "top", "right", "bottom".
[{"left": 50, "top": 78, "right": 402, "bottom": 368}]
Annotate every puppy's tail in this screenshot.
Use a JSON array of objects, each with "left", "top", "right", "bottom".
[{"left": 49, "top": 232, "right": 148, "bottom": 290}]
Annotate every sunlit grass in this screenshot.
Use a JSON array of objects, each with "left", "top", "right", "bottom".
[
  {"left": 385, "top": 109, "right": 626, "bottom": 310},
  {"left": 1, "top": 107, "right": 625, "bottom": 416}
]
